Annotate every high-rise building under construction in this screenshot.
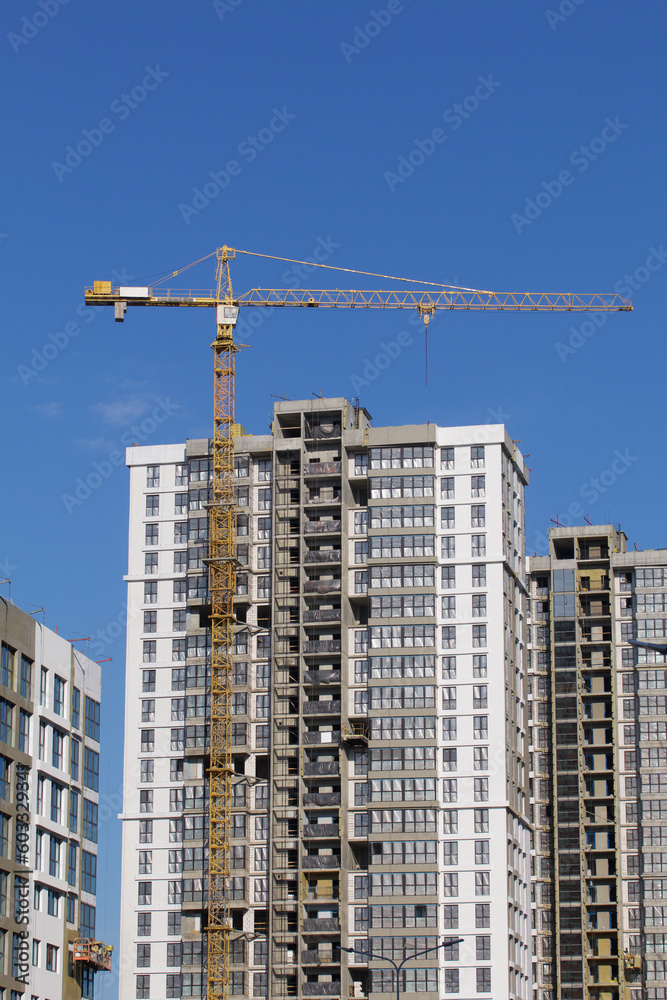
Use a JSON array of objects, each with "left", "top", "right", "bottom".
[
  {"left": 119, "top": 397, "right": 532, "bottom": 1000},
  {"left": 527, "top": 525, "right": 667, "bottom": 1000}
]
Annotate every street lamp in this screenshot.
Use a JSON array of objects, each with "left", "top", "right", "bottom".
[{"left": 340, "top": 937, "right": 464, "bottom": 1000}]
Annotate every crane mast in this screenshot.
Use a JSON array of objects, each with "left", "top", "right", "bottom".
[
  {"left": 85, "top": 246, "right": 632, "bottom": 1000},
  {"left": 207, "top": 247, "right": 237, "bottom": 1000}
]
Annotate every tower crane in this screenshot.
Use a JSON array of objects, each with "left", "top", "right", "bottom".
[{"left": 86, "top": 246, "right": 632, "bottom": 1000}]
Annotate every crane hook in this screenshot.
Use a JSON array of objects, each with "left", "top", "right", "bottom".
[{"left": 418, "top": 304, "right": 435, "bottom": 386}]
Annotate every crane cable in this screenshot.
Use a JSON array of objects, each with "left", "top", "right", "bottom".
[{"left": 141, "top": 246, "right": 492, "bottom": 295}]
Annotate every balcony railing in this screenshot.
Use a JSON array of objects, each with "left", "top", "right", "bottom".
[
  {"left": 304, "top": 701, "right": 342, "bottom": 715},
  {"left": 303, "top": 731, "right": 341, "bottom": 745},
  {"left": 305, "top": 463, "right": 342, "bottom": 476},
  {"left": 302, "top": 855, "right": 341, "bottom": 870},
  {"left": 302, "top": 983, "right": 341, "bottom": 996},
  {"left": 304, "top": 641, "right": 341, "bottom": 654},
  {"left": 304, "top": 580, "right": 341, "bottom": 594},
  {"left": 303, "top": 792, "right": 341, "bottom": 807},
  {"left": 304, "top": 670, "right": 342, "bottom": 685},
  {"left": 305, "top": 521, "right": 342, "bottom": 534},
  {"left": 305, "top": 551, "right": 342, "bottom": 564},
  {"left": 304, "top": 609, "right": 341, "bottom": 623},
  {"left": 304, "top": 761, "right": 339, "bottom": 776},
  {"left": 303, "top": 918, "right": 339, "bottom": 933},
  {"left": 303, "top": 824, "right": 339, "bottom": 839}
]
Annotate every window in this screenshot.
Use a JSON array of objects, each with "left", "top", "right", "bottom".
[
  {"left": 146, "top": 465, "right": 159, "bottom": 487},
  {"left": 471, "top": 504, "right": 486, "bottom": 527},
  {"left": 475, "top": 872, "right": 490, "bottom": 895},
  {"left": 174, "top": 492, "right": 187, "bottom": 514},
  {"left": 173, "top": 609, "right": 187, "bottom": 632},
  {"left": 472, "top": 564, "right": 486, "bottom": 587},
  {"left": 444, "top": 968, "right": 459, "bottom": 993},
  {"left": 442, "top": 718, "right": 457, "bottom": 741},
  {"left": 475, "top": 840, "right": 490, "bottom": 865},
  {"left": 442, "top": 626, "right": 456, "bottom": 649},
  {"left": 473, "top": 686, "right": 488, "bottom": 709},
  {"left": 0, "top": 814, "right": 9, "bottom": 859},
  {"left": 83, "top": 799, "right": 98, "bottom": 842},
  {"left": 370, "top": 534, "right": 435, "bottom": 559},
  {"left": 473, "top": 625, "right": 487, "bottom": 648},
  {"left": 441, "top": 506, "right": 455, "bottom": 528},
  {"left": 441, "top": 476, "right": 454, "bottom": 499},
  {"left": 442, "top": 596, "right": 456, "bottom": 619},
  {"left": 443, "top": 841, "right": 458, "bottom": 866},
  {"left": 145, "top": 523, "right": 158, "bottom": 545},
  {"left": 19, "top": 655, "right": 32, "bottom": 699},
  {"left": 476, "top": 968, "right": 492, "bottom": 992},
  {"left": 473, "top": 654, "right": 488, "bottom": 677},
  {"left": 471, "top": 446, "right": 485, "bottom": 468},
  {"left": 69, "top": 736, "right": 80, "bottom": 780},
  {"left": 137, "top": 912, "right": 151, "bottom": 936},
  {"left": 442, "top": 779, "right": 458, "bottom": 802},
  {"left": 474, "top": 778, "right": 489, "bottom": 802},
  {"left": 370, "top": 446, "right": 434, "bottom": 469},
  {"left": 49, "top": 836, "right": 61, "bottom": 877},
  {"left": 141, "top": 760, "right": 154, "bottom": 784},
  {"left": 442, "top": 565, "right": 456, "bottom": 589},
  {"left": 53, "top": 676, "right": 66, "bottom": 716},
  {"left": 81, "top": 851, "right": 96, "bottom": 894},
  {"left": 139, "top": 820, "right": 153, "bottom": 845},
  {"left": 46, "top": 944, "right": 59, "bottom": 973},
  {"left": 442, "top": 536, "right": 455, "bottom": 559},
  {"left": 0, "top": 701, "right": 12, "bottom": 745},
  {"left": 141, "top": 700, "right": 155, "bottom": 723},
  {"left": 146, "top": 494, "right": 159, "bottom": 516},
  {"left": 138, "top": 881, "right": 152, "bottom": 905},
  {"left": 143, "top": 611, "right": 157, "bottom": 634},
  {"left": 137, "top": 943, "right": 151, "bottom": 968},
  {"left": 50, "top": 729, "right": 65, "bottom": 773},
  {"left": 258, "top": 488, "right": 272, "bottom": 511},
  {"left": 441, "top": 447, "right": 454, "bottom": 469},
  {"left": 472, "top": 595, "right": 487, "bottom": 618},
  {"left": 443, "top": 873, "right": 459, "bottom": 897},
  {"left": 18, "top": 710, "right": 29, "bottom": 753},
  {"left": 0, "top": 645, "right": 14, "bottom": 689},
  {"left": 84, "top": 748, "right": 99, "bottom": 791},
  {"left": 474, "top": 747, "right": 488, "bottom": 770},
  {"left": 136, "top": 975, "right": 150, "bottom": 999},
  {"left": 40, "top": 666, "right": 48, "bottom": 705},
  {"left": 476, "top": 903, "right": 490, "bottom": 927},
  {"left": 354, "top": 510, "right": 368, "bottom": 535},
  {"left": 85, "top": 698, "right": 100, "bottom": 741},
  {"left": 471, "top": 474, "right": 485, "bottom": 497},
  {"left": 145, "top": 552, "right": 158, "bottom": 574},
  {"left": 438, "top": 658, "right": 456, "bottom": 683},
  {"left": 472, "top": 534, "right": 486, "bottom": 557},
  {"left": 50, "top": 782, "right": 63, "bottom": 823}
]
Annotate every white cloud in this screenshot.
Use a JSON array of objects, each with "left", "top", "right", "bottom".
[
  {"left": 29, "top": 401, "right": 62, "bottom": 419},
  {"left": 92, "top": 397, "right": 150, "bottom": 426}
]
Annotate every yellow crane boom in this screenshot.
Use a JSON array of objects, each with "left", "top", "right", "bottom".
[{"left": 86, "top": 244, "right": 632, "bottom": 1000}]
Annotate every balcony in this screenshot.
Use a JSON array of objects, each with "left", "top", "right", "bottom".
[
  {"left": 303, "top": 824, "right": 339, "bottom": 839},
  {"left": 305, "top": 551, "right": 342, "bottom": 565},
  {"left": 303, "top": 641, "right": 341, "bottom": 654},
  {"left": 302, "top": 949, "right": 337, "bottom": 965},
  {"left": 303, "top": 983, "right": 341, "bottom": 996},
  {"left": 304, "top": 761, "right": 339, "bottom": 776},
  {"left": 304, "top": 580, "right": 341, "bottom": 594},
  {"left": 303, "top": 731, "right": 340, "bottom": 746},
  {"left": 304, "top": 462, "right": 342, "bottom": 477},
  {"left": 304, "top": 609, "right": 341, "bottom": 624},
  {"left": 302, "top": 856, "right": 341, "bottom": 870},
  {"left": 305, "top": 520, "right": 342, "bottom": 535},
  {"left": 303, "top": 918, "right": 340, "bottom": 933},
  {"left": 304, "top": 670, "right": 342, "bottom": 686},
  {"left": 304, "top": 701, "right": 342, "bottom": 715},
  {"left": 303, "top": 792, "right": 341, "bottom": 807}
]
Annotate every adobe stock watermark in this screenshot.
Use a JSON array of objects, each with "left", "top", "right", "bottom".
[
  {"left": 8, "top": 0, "right": 71, "bottom": 54},
  {"left": 61, "top": 397, "right": 180, "bottom": 514},
  {"left": 340, "top": 0, "right": 412, "bottom": 63},
  {"left": 384, "top": 75, "right": 501, "bottom": 192},
  {"left": 555, "top": 244, "right": 666, "bottom": 362},
  {"left": 90, "top": 600, "right": 141, "bottom": 657},
  {"left": 233, "top": 235, "right": 340, "bottom": 342},
  {"left": 545, "top": 0, "right": 588, "bottom": 31},
  {"left": 531, "top": 447, "right": 638, "bottom": 554},
  {"left": 349, "top": 312, "right": 423, "bottom": 392},
  {"left": 213, "top": 0, "right": 244, "bottom": 20},
  {"left": 178, "top": 106, "right": 296, "bottom": 224},
  {"left": 511, "top": 116, "right": 628, "bottom": 234},
  {"left": 17, "top": 267, "right": 135, "bottom": 385},
  {"left": 51, "top": 67, "right": 169, "bottom": 182}
]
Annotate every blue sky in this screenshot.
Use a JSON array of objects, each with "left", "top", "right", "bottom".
[{"left": 1, "top": 1, "right": 666, "bottom": 994}]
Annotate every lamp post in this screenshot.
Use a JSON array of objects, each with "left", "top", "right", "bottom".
[{"left": 340, "top": 937, "right": 464, "bottom": 1000}]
